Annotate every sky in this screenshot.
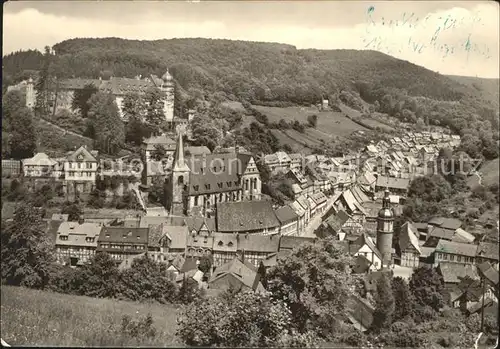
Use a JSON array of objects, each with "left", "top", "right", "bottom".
[{"left": 3, "top": 1, "right": 499, "bottom": 78}]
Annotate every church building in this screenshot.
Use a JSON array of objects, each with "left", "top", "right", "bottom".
[{"left": 169, "top": 134, "right": 261, "bottom": 217}]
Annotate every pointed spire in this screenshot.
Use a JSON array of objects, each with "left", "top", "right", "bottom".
[{"left": 173, "top": 132, "right": 189, "bottom": 172}]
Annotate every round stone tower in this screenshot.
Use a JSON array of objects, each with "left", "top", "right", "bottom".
[{"left": 376, "top": 189, "right": 394, "bottom": 268}]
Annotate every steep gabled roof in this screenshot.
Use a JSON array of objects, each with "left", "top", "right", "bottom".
[
  {"left": 66, "top": 146, "right": 97, "bottom": 162},
  {"left": 435, "top": 240, "right": 478, "bottom": 257},
  {"left": 399, "top": 222, "right": 421, "bottom": 254},
  {"left": 209, "top": 258, "right": 261, "bottom": 291}
]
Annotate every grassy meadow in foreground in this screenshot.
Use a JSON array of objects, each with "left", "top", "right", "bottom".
[{"left": 1, "top": 285, "right": 181, "bottom": 347}]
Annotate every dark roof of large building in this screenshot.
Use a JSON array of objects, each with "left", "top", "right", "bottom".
[
  {"left": 398, "top": 222, "right": 421, "bottom": 254},
  {"left": 98, "top": 227, "right": 149, "bottom": 244},
  {"left": 237, "top": 233, "right": 280, "bottom": 254},
  {"left": 279, "top": 236, "right": 316, "bottom": 250},
  {"left": 274, "top": 205, "right": 299, "bottom": 225},
  {"left": 216, "top": 201, "right": 280, "bottom": 232},
  {"left": 353, "top": 254, "right": 373, "bottom": 274},
  {"left": 186, "top": 153, "right": 254, "bottom": 195}
]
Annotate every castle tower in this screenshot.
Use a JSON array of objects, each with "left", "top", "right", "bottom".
[
  {"left": 376, "top": 189, "right": 394, "bottom": 268},
  {"left": 161, "top": 69, "right": 175, "bottom": 124},
  {"left": 170, "top": 132, "right": 190, "bottom": 216},
  {"left": 26, "top": 77, "right": 35, "bottom": 109}
]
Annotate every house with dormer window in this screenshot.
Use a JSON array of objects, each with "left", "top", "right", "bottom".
[
  {"left": 64, "top": 145, "right": 99, "bottom": 196},
  {"left": 97, "top": 227, "right": 149, "bottom": 262},
  {"left": 55, "top": 221, "right": 102, "bottom": 267}
]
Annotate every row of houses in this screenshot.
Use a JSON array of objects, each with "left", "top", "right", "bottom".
[{"left": 49, "top": 210, "right": 317, "bottom": 270}]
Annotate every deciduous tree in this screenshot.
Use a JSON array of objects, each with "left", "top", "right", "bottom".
[
  {"left": 71, "top": 83, "right": 98, "bottom": 118},
  {"left": 409, "top": 266, "right": 444, "bottom": 313},
  {"left": 266, "top": 238, "right": 354, "bottom": 339},
  {"left": 8, "top": 107, "right": 37, "bottom": 159},
  {"left": 371, "top": 272, "right": 395, "bottom": 332},
  {"left": 1, "top": 204, "right": 54, "bottom": 289}
]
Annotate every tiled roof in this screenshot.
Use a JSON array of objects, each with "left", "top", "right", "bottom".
[
  {"left": 187, "top": 153, "right": 253, "bottom": 195},
  {"left": 399, "top": 222, "right": 421, "bottom": 254},
  {"left": 290, "top": 201, "right": 305, "bottom": 217},
  {"left": 56, "top": 222, "right": 102, "bottom": 247},
  {"left": 185, "top": 216, "right": 216, "bottom": 233},
  {"left": 452, "top": 228, "right": 475, "bottom": 244},
  {"left": 375, "top": 176, "right": 410, "bottom": 190},
  {"left": 351, "top": 233, "right": 383, "bottom": 261},
  {"left": 279, "top": 235, "right": 316, "bottom": 250},
  {"left": 100, "top": 77, "right": 154, "bottom": 95},
  {"left": 216, "top": 201, "right": 280, "bottom": 232},
  {"left": 477, "top": 262, "right": 499, "bottom": 288},
  {"left": 66, "top": 146, "right": 97, "bottom": 162},
  {"left": 438, "top": 262, "right": 479, "bottom": 283},
  {"left": 311, "top": 192, "right": 327, "bottom": 205},
  {"left": 98, "top": 226, "right": 149, "bottom": 244},
  {"left": 22, "top": 153, "right": 57, "bottom": 166},
  {"left": 274, "top": 205, "right": 299, "bottom": 225},
  {"left": 139, "top": 215, "right": 167, "bottom": 228},
  {"left": 163, "top": 225, "right": 188, "bottom": 250},
  {"left": 353, "top": 254, "right": 372, "bottom": 274},
  {"left": 435, "top": 240, "right": 478, "bottom": 257},
  {"left": 213, "top": 233, "right": 238, "bottom": 253},
  {"left": 147, "top": 224, "right": 164, "bottom": 248},
  {"left": 237, "top": 233, "right": 280, "bottom": 254},
  {"left": 477, "top": 242, "right": 499, "bottom": 261},
  {"left": 428, "top": 217, "right": 462, "bottom": 230},
  {"left": 209, "top": 258, "right": 261, "bottom": 291},
  {"left": 428, "top": 226, "right": 455, "bottom": 240},
  {"left": 325, "top": 210, "right": 350, "bottom": 233}
]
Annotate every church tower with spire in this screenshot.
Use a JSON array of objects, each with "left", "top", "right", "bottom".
[
  {"left": 170, "top": 132, "right": 190, "bottom": 216},
  {"left": 376, "top": 189, "right": 394, "bottom": 268}
]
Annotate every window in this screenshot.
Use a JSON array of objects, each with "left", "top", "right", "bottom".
[
  {"left": 227, "top": 182, "right": 232, "bottom": 187},
  {"left": 59, "top": 236, "right": 68, "bottom": 241},
  {"left": 86, "top": 163, "right": 92, "bottom": 169},
  {"left": 443, "top": 253, "right": 448, "bottom": 260},
  {"left": 218, "top": 183, "right": 223, "bottom": 189},
  {"left": 450, "top": 255, "right": 455, "bottom": 261},
  {"left": 205, "top": 184, "right": 210, "bottom": 190},
  {"left": 193, "top": 185, "right": 199, "bottom": 191},
  {"left": 194, "top": 196, "right": 199, "bottom": 206},
  {"left": 78, "top": 163, "right": 81, "bottom": 169},
  {"left": 178, "top": 176, "right": 184, "bottom": 185},
  {"left": 457, "top": 255, "right": 462, "bottom": 262}
]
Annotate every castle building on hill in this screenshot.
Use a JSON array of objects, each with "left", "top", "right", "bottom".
[
  {"left": 169, "top": 133, "right": 262, "bottom": 217},
  {"left": 17, "top": 70, "right": 178, "bottom": 125}
]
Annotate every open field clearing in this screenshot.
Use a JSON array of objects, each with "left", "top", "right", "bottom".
[{"left": 1, "top": 286, "right": 181, "bottom": 347}]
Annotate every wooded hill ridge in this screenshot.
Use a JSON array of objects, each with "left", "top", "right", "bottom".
[{"left": 3, "top": 37, "right": 499, "bottom": 159}]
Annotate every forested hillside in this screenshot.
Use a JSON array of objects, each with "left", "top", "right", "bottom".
[{"left": 3, "top": 37, "right": 499, "bottom": 159}]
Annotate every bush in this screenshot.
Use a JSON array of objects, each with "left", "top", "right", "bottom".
[{"left": 120, "top": 313, "right": 157, "bottom": 340}]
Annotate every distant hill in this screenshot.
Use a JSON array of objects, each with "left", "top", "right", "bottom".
[
  {"left": 2, "top": 38, "right": 498, "bottom": 158},
  {"left": 446, "top": 75, "right": 499, "bottom": 109}
]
